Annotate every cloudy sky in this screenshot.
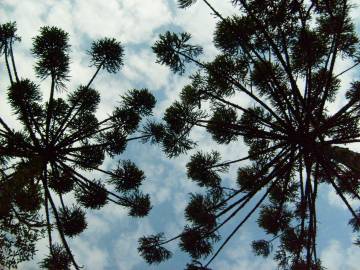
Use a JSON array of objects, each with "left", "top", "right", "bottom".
[{"left": 1, "top": 0, "right": 360, "bottom": 269}]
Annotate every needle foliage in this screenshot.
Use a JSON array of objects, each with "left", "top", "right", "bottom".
[
  {"left": 0, "top": 22, "right": 158, "bottom": 269},
  {"left": 138, "top": 0, "right": 360, "bottom": 269}
]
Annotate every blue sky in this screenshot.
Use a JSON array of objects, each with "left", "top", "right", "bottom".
[{"left": 1, "top": 0, "right": 360, "bottom": 269}]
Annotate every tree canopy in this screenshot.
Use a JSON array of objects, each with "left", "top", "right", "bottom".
[
  {"left": 138, "top": 0, "right": 360, "bottom": 269},
  {"left": 0, "top": 22, "right": 158, "bottom": 269}
]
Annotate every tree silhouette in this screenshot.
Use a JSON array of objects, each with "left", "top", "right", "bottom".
[
  {"left": 139, "top": 0, "right": 360, "bottom": 269},
  {"left": 0, "top": 22, "right": 158, "bottom": 269}
]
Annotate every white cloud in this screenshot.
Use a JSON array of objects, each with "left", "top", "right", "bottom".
[
  {"left": 113, "top": 219, "right": 154, "bottom": 270},
  {"left": 71, "top": 0, "right": 172, "bottom": 44},
  {"left": 321, "top": 240, "right": 360, "bottom": 270},
  {"left": 72, "top": 238, "right": 110, "bottom": 270},
  {"left": 212, "top": 230, "right": 277, "bottom": 270},
  {"left": 327, "top": 186, "right": 360, "bottom": 210},
  {"left": 2, "top": 1, "right": 360, "bottom": 270},
  {"left": 123, "top": 48, "right": 171, "bottom": 90},
  {"left": 174, "top": 0, "right": 236, "bottom": 57}
]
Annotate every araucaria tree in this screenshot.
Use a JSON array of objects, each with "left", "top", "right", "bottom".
[
  {"left": 0, "top": 22, "right": 157, "bottom": 269},
  {"left": 138, "top": 0, "right": 360, "bottom": 269}
]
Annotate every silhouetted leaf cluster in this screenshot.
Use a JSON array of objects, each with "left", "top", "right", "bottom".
[
  {"left": 139, "top": 0, "right": 360, "bottom": 269},
  {"left": 0, "top": 22, "right": 157, "bottom": 269}
]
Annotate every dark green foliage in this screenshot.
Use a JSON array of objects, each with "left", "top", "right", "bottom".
[
  {"left": 149, "top": 0, "right": 360, "bottom": 268},
  {"left": 158, "top": 99, "right": 206, "bottom": 157},
  {"left": 40, "top": 245, "right": 71, "bottom": 270},
  {"left": 138, "top": 233, "right": 172, "bottom": 264},
  {"left": 7, "top": 79, "right": 42, "bottom": 111},
  {"left": 185, "top": 261, "right": 212, "bottom": 270},
  {"left": 75, "top": 143, "right": 105, "bottom": 169},
  {"left": 336, "top": 171, "right": 360, "bottom": 197},
  {"left": 179, "top": 226, "right": 219, "bottom": 259},
  {"left": 68, "top": 111, "right": 99, "bottom": 133},
  {"left": 141, "top": 121, "right": 166, "bottom": 144},
  {"left": 280, "top": 228, "right": 305, "bottom": 255},
  {"left": 32, "top": 26, "right": 70, "bottom": 85},
  {"left": 288, "top": 259, "right": 324, "bottom": 270},
  {"left": 102, "top": 128, "right": 127, "bottom": 156},
  {"left": 161, "top": 130, "right": 196, "bottom": 158},
  {"left": 237, "top": 165, "right": 264, "bottom": 192},
  {"left": 125, "top": 191, "right": 152, "bottom": 217},
  {"left": 0, "top": 204, "right": 43, "bottom": 268},
  {"left": 292, "top": 29, "right": 328, "bottom": 71},
  {"left": 48, "top": 170, "right": 75, "bottom": 194},
  {"left": 257, "top": 205, "right": 293, "bottom": 235},
  {"left": 0, "top": 21, "right": 20, "bottom": 54},
  {"left": 153, "top": 31, "right": 203, "bottom": 74},
  {"left": 185, "top": 193, "right": 216, "bottom": 229},
  {"left": 180, "top": 85, "right": 202, "bottom": 107},
  {"left": 122, "top": 88, "right": 156, "bottom": 116},
  {"left": 75, "top": 181, "right": 108, "bottom": 209},
  {"left": 206, "top": 54, "right": 248, "bottom": 96},
  {"left": 251, "top": 61, "right": 286, "bottom": 98},
  {"left": 14, "top": 183, "right": 43, "bottom": 212},
  {"left": 89, "top": 37, "right": 124, "bottom": 73},
  {"left": 251, "top": 240, "right": 272, "bottom": 257},
  {"left": 68, "top": 86, "right": 100, "bottom": 113},
  {"left": 318, "top": 7, "right": 358, "bottom": 57},
  {"left": 348, "top": 209, "right": 360, "bottom": 232},
  {"left": 110, "top": 160, "right": 146, "bottom": 192},
  {"left": 111, "top": 107, "right": 141, "bottom": 133},
  {"left": 214, "top": 16, "right": 255, "bottom": 54},
  {"left": 0, "top": 191, "right": 12, "bottom": 219},
  {"left": 50, "top": 98, "right": 68, "bottom": 126},
  {"left": 186, "top": 151, "right": 227, "bottom": 187},
  {"left": 206, "top": 106, "right": 238, "bottom": 144},
  {"left": 311, "top": 69, "right": 340, "bottom": 103},
  {"left": 345, "top": 81, "right": 360, "bottom": 101},
  {"left": 269, "top": 179, "right": 298, "bottom": 204},
  {"left": 58, "top": 206, "right": 87, "bottom": 237},
  {"left": 0, "top": 22, "right": 156, "bottom": 268},
  {"left": 164, "top": 101, "right": 197, "bottom": 134},
  {"left": 178, "top": 0, "right": 197, "bottom": 8}
]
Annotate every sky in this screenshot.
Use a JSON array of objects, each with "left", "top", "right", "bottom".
[{"left": 1, "top": 0, "right": 360, "bottom": 269}]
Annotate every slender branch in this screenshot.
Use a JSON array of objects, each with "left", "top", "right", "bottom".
[
  {"left": 56, "top": 124, "right": 117, "bottom": 150},
  {"left": 63, "top": 156, "right": 117, "bottom": 177},
  {"left": 198, "top": 119, "right": 287, "bottom": 141},
  {"left": 62, "top": 134, "right": 150, "bottom": 154},
  {"left": 205, "top": 179, "right": 274, "bottom": 267},
  {"left": 175, "top": 48, "right": 289, "bottom": 131},
  {"left": 202, "top": 90, "right": 285, "bottom": 133},
  {"left": 318, "top": 0, "right": 348, "bottom": 115},
  {"left": 12, "top": 206, "right": 47, "bottom": 228},
  {"left": 57, "top": 161, "right": 133, "bottom": 206},
  {"left": 211, "top": 142, "right": 286, "bottom": 169},
  {"left": 335, "top": 61, "right": 360, "bottom": 78},
  {"left": 238, "top": 0, "right": 305, "bottom": 109},
  {"left": 318, "top": 156, "right": 359, "bottom": 222},
  {"left": 214, "top": 145, "right": 291, "bottom": 217},
  {"left": 205, "top": 149, "right": 298, "bottom": 267},
  {"left": 51, "top": 62, "right": 104, "bottom": 145},
  {"left": 45, "top": 76, "right": 56, "bottom": 144},
  {"left": 315, "top": 97, "right": 358, "bottom": 136},
  {"left": 4, "top": 44, "right": 14, "bottom": 84},
  {"left": 0, "top": 117, "right": 13, "bottom": 134},
  {"left": 43, "top": 174, "right": 81, "bottom": 270},
  {"left": 44, "top": 194, "right": 54, "bottom": 255},
  {"left": 9, "top": 40, "right": 19, "bottom": 82},
  {"left": 201, "top": 0, "right": 224, "bottom": 20}
]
